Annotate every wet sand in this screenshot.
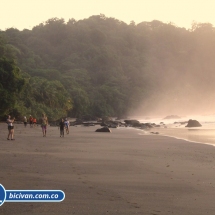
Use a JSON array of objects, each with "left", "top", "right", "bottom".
[
  {"left": 151, "top": 127, "right": 215, "bottom": 146},
  {"left": 0, "top": 124, "right": 215, "bottom": 215}
]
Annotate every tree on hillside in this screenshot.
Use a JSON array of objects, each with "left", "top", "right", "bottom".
[{"left": 0, "top": 57, "right": 25, "bottom": 116}]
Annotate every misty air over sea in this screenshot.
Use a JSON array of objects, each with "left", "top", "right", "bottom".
[{"left": 130, "top": 114, "right": 215, "bottom": 147}]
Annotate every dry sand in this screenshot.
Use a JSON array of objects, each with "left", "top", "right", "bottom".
[{"left": 0, "top": 123, "right": 215, "bottom": 215}]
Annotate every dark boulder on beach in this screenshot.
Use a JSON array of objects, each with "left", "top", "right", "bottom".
[
  {"left": 185, "top": 119, "right": 202, "bottom": 127},
  {"left": 95, "top": 127, "right": 111, "bottom": 132}
]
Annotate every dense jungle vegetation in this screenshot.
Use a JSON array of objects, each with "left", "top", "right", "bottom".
[{"left": 1, "top": 15, "right": 215, "bottom": 120}]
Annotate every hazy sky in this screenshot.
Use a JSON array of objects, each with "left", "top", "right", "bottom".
[{"left": 1, "top": 0, "right": 215, "bottom": 30}]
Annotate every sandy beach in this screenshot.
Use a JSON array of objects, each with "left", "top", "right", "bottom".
[{"left": 0, "top": 123, "right": 215, "bottom": 215}]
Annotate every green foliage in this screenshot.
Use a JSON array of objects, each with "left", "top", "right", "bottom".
[
  {"left": 2, "top": 16, "right": 215, "bottom": 118},
  {"left": 18, "top": 77, "right": 72, "bottom": 120},
  {"left": 0, "top": 55, "right": 25, "bottom": 117}
]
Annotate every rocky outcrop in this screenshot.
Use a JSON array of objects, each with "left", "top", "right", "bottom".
[
  {"left": 185, "top": 119, "right": 202, "bottom": 127},
  {"left": 100, "top": 122, "right": 108, "bottom": 126},
  {"left": 83, "top": 123, "right": 95, "bottom": 126},
  {"left": 108, "top": 124, "right": 118, "bottom": 128},
  {"left": 124, "top": 120, "right": 141, "bottom": 127},
  {"left": 143, "top": 123, "right": 153, "bottom": 128}
]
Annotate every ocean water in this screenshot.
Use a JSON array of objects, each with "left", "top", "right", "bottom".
[{"left": 136, "top": 114, "right": 215, "bottom": 146}]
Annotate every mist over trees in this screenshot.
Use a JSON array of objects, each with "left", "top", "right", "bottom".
[{"left": 1, "top": 15, "right": 215, "bottom": 120}]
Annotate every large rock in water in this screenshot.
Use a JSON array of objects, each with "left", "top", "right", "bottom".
[
  {"left": 185, "top": 119, "right": 202, "bottom": 127},
  {"left": 95, "top": 127, "right": 111, "bottom": 132}
]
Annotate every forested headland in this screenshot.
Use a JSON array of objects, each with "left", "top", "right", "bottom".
[{"left": 1, "top": 15, "right": 215, "bottom": 121}]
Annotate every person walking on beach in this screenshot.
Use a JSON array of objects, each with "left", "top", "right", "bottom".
[
  {"left": 33, "top": 118, "right": 37, "bottom": 127},
  {"left": 7, "top": 115, "right": 15, "bottom": 140},
  {"left": 41, "top": 114, "right": 48, "bottom": 137},
  {"left": 59, "top": 118, "right": 65, "bottom": 137},
  {"left": 23, "top": 116, "right": 27, "bottom": 127},
  {"left": 64, "top": 118, "right": 70, "bottom": 134},
  {"left": 29, "top": 115, "right": 33, "bottom": 128}
]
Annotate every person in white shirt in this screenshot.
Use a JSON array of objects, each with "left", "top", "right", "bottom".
[
  {"left": 64, "top": 118, "right": 70, "bottom": 134},
  {"left": 23, "top": 116, "right": 27, "bottom": 127}
]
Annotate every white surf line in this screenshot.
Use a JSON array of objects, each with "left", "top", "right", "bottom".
[
  {"left": 158, "top": 133, "right": 215, "bottom": 147},
  {"left": 136, "top": 128, "right": 215, "bottom": 147}
]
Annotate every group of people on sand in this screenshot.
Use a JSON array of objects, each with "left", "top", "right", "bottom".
[
  {"left": 6, "top": 114, "right": 48, "bottom": 140},
  {"left": 26, "top": 115, "right": 37, "bottom": 128},
  {"left": 24, "top": 114, "right": 48, "bottom": 137},
  {"left": 6, "top": 114, "right": 70, "bottom": 140}
]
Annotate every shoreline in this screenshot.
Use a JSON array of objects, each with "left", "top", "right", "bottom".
[
  {"left": 3, "top": 120, "right": 215, "bottom": 146},
  {"left": 1, "top": 124, "right": 215, "bottom": 214},
  {"left": 148, "top": 127, "right": 215, "bottom": 147},
  {"left": 117, "top": 125, "right": 215, "bottom": 147}
]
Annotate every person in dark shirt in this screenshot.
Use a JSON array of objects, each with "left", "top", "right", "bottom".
[
  {"left": 29, "top": 115, "right": 33, "bottom": 128},
  {"left": 59, "top": 119, "right": 65, "bottom": 137},
  {"left": 7, "top": 115, "right": 15, "bottom": 140}
]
